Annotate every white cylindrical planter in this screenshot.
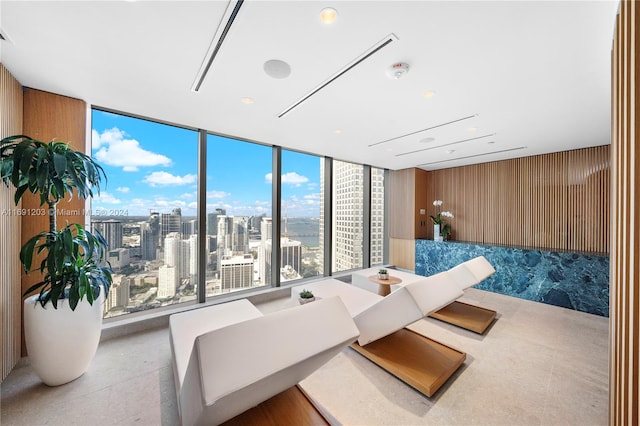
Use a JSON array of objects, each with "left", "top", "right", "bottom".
[
  {"left": 23, "top": 287, "right": 104, "bottom": 386},
  {"left": 434, "top": 224, "right": 442, "bottom": 241}
]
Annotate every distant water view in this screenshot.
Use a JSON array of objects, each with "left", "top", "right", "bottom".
[{"left": 282, "top": 217, "right": 320, "bottom": 248}]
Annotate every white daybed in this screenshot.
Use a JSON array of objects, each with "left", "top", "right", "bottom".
[
  {"left": 351, "top": 256, "right": 498, "bottom": 334},
  {"left": 293, "top": 272, "right": 466, "bottom": 397},
  {"left": 169, "top": 296, "right": 359, "bottom": 426}
]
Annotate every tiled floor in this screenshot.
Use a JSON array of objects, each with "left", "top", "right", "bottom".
[{"left": 1, "top": 288, "right": 609, "bottom": 426}]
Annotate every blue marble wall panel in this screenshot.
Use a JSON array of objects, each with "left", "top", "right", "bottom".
[{"left": 415, "top": 240, "right": 609, "bottom": 317}]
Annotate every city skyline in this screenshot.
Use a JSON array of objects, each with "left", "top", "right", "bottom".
[{"left": 91, "top": 110, "right": 322, "bottom": 218}]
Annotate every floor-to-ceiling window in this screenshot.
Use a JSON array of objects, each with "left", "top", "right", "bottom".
[
  {"left": 205, "top": 134, "right": 272, "bottom": 296},
  {"left": 91, "top": 108, "right": 386, "bottom": 319},
  {"left": 91, "top": 109, "right": 198, "bottom": 318},
  {"left": 279, "top": 150, "right": 323, "bottom": 282}
]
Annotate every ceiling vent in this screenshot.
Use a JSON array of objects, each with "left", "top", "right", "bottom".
[
  {"left": 368, "top": 114, "right": 477, "bottom": 147},
  {"left": 191, "top": 0, "right": 244, "bottom": 92},
  {"left": 397, "top": 133, "right": 495, "bottom": 157},
  {"left": 278, "top": 33, "right": 398, "bottom": 118},
  {"left": 418, "top": 147, "right": 527, "bottom": 167}
]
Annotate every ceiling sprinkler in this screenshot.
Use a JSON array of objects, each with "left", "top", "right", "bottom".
[{"left": 387, "top": 62, "right": 410, "bottom": 79}]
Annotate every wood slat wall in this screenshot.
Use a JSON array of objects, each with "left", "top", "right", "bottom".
[
  {"left": 0, "top": 64, "right": 24, "bottom": 382},
  {"left": 425, "top": 146, "right": 610, "bottom": 254},
  {"left": 610, "top": 1, "right": 639, "bottom": 424}
]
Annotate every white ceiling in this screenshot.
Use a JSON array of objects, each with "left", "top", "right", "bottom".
[{"left": 0, "top": 0, "right": 619, "bottom": 171}]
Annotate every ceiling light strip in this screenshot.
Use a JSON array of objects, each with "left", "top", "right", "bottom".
[
  {"left": 191, "top": 0, "right": 244, "bottom": 92},
  {"left": 368, "top": 114, "right": 477, "bottom": 147},
  {"left": 278, "top": 33, "right": 398, "bottom": 118},
  {"left": 418, "top": 146, "right": 527, "bottom": 166},
  {"left": 395, "top": 133, "right": 495, "bottom": 157}
]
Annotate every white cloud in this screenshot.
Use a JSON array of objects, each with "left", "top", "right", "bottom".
[
  {"left": 207, "top": 190, "right": 230, "bottom": 199},
  {"left": 116, "top": 186, "right": 130, "bottom": 193},
  {"left": 303, "top": 193, "right": 320, "bottom": 205},
  {"left": 92, "top": 127, "right": 172, "bottom": 172},
  {"left": 94, "top": 192, "right": 121, "bottom": 204},
  {"left": 180, "top": 191, "right": 196, "bottom": 199},
  {"left": 264, "top": 172, "right": 309, "bottom": 187},
  {"left": 143, "top": 171, "right": 197, "bottom": 187}
]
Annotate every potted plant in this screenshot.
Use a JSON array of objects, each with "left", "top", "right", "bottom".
[
  {"left": 430, "top": 200, "right": 454, "bottom": 242},
  {"left": 0, "top": 135, "right": 112, "bottom": 386},
  {"left": 378, "top": 269, "right": 389, "bottom": 280},
  {"left": 298, "top": 289, "right": 316, "bottom": 304}
]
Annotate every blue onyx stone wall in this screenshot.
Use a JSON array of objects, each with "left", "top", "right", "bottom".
[{"left": 415, "top": 240, "right": 609, "bottom": 317}]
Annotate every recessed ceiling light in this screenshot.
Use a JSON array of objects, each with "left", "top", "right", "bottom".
[
  {"left": 423, "top": 91, "right": 436, "bottom": 98},
  {"left": 467, "top": 127, "right": 477, "bottom": 132},
  {"left": 241, "top": 97, "right": 254, "bottom": 104},
  {"left": 334, "top": 129, "right": 343, "bottom": 134},
  {"left": 320, "top": 7, "right": 338, "bottom": 24},
  {"left": 445, "top": 150, "right": 455, "bottom": 154},
  {"left": 488, "top": 141, "right": 495, "bottom": 144},
  {"left": 386, "top": 148, "right": 393, "bottom": 152},
  {"left": 419, "top": 137, "right": 435, "bottom": 143},
  {"left": 264, "top": 59, "right": 291, "bottom": 79}
]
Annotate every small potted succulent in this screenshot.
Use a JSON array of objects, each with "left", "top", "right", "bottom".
[
  {"left": 298, "top": 289, "right": 316, "bottom": 304},
  {"left": 378, "top": 269, "right": 389, "bottom": 280}
]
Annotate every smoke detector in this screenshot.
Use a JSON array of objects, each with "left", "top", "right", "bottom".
[{"left": 387, "top": 62, "right": 410, "bottom": 79}]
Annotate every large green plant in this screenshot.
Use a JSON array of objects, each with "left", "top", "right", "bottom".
[{"left": 0, "top": 135, "right": 112, "bottom": 309}]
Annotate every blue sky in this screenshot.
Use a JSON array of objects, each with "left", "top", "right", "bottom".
[{"left": 91, "top": 110, "right": 321, "bottom": 217}]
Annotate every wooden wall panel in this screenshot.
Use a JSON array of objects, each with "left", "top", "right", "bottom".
[
  {"left": 414, "top": 168, "right": 429, "bottom": 239},
  {"left": 426, "top": 146, "right": 610, "bottom": 254},
  {"left": 610, "top": 1, "right": 639, "bottom": 424},
  {"left": 389, "top": 168, "right": 415, "bottom": 239},
  {"left": 0, "top": 64, "right": 24, "bottom": 382},
  {"left": 21, "top": 89, "right": 87, "bottom": 354},
  {"left": 389, "top": 238, "right": 415, "bottom": 271}
]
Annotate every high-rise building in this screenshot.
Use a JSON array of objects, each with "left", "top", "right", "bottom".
[
  {"left": 164, "top": 232, "right": 190, "bottom": 279},
  {"left": 220, "top": 254, "right": 253, "bottom": 292},
  {"left": 216, "top": 216, "right": 249, "bottom": 270},
  {"left": 160, "top": 208, "right": 182, "bottom": 245},
  {"left": 261, "top": 217, "right": 303, "bottom": 285},
  {"left": 140, "top": 212, "right": 160, "bottom": 261},
  {"left": 182, "top": 219, "right": 197, "bottom": 236},
  {"left": 259, "top": 218, "right": 272, "bottom": 283},
  {"left": 92, "top": 220, "right": 123, "bottom": 250},
  {"left": 207, "top": 208, "right": 226, "bottom": 236},
  {"left": 104, "top": 274, "right": 130, "bottom": 314},
  {"left": 107, "top": 248, "right": 130, "bottom": 270},
  {"left": 371, "top": 168, "right": 385, "bottom": 265},
  {"left": 157, "top": 265, "right": 177, "bottom": 299},
  {"left": 188, "top": 234, "right": 198, "bottom": 283},
  {"left": 331, "top": 161, "right": 364, "bottom": 272}
]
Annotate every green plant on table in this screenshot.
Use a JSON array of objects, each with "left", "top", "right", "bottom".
[{"left": 299, "top": 289, "right": 314, "bottom": 299}]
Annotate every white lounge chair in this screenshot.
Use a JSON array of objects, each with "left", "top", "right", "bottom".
[
  {"left": 352, "top": 256, "right": 498, "bottom": 334},
  {"left": 430, "top": 256, "right": 497, "bottom": 334},
  {"left": 293, "top": 272, "right": 466, "bottom": 397},
  {"left": 169, "top": 296, "right": 359, "bottom": 425}
]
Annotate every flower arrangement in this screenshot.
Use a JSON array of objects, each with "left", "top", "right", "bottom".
[{"left": 430, "top": 200, "right": 454, "bottom": 239}]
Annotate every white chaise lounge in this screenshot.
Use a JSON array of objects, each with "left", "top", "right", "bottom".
[
  {"left": 169, "top": 296, "right": 359, "bottom": 426},
  {"left": 293, "top": 272, "right": 466, "bottom": 397},
  {"left": 429, "top": 256, "right": 497, "bottom": 334},
  {"left": 352, "top": 256, "right": 498, "bottom": 334}
]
